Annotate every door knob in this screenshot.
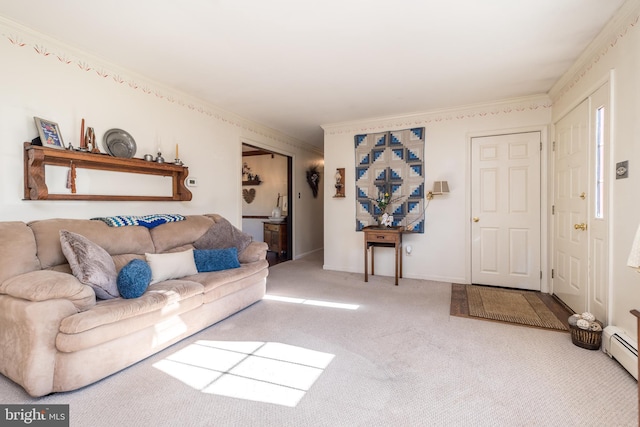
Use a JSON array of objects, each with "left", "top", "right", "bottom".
[
  {"left": 574, "top": 223, "right": 587, "bottom": 231},
  {"left": 472, "top": 217, "right": 480, "bottom": 223}
]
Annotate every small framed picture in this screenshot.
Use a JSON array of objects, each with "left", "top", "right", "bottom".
[{"left": 34, "top": 117, "right": 65, "bottom": 149}]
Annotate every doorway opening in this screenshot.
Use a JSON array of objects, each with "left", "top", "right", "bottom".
[{"left": 241, "top": 143, "right": 293, "bottom": 266}]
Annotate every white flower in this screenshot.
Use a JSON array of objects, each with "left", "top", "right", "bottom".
[{"left": 380, "top": 213, "right": 394, "bottom": 227}]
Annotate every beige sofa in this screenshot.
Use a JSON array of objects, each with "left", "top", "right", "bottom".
[{"left": 0, "top": 214, "right": 268, "bottom": 397}]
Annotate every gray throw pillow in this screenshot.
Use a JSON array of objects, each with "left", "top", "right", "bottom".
[
  {"left": 193, "top": 218, "right": 252, "bottom": 254},
  {"left": 59, "top": 230, "right": 119, "bottom": 299}
]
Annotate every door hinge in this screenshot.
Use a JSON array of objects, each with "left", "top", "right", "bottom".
[
  {"left": 552, "top": 141, "right": 556, "bottom": 151},
  {"left": 552, "top": 205, "right": 555, "bottom": 215},
  {"left": 540, "top": 271, "right": 543, "bottom": 279},
  {"left": 551, "top": 269, "right": 555, "bottom": 279},
  {"left": 540, "top": 142, "right": 543, "bottom": 151}
]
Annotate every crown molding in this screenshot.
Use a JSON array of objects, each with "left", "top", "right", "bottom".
[
  {"left": 548, "top": 0, "right": 640, "bottom": 101},
  {"left": 321, "top": 94, "right": 551, "bottom": 135},
  {"left": 0, "top": 16, "right": 321, "bottom": 156}
]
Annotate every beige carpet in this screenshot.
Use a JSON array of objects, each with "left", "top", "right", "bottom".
[
  {"left": 466, "top": 284, "right": 569, "bottom": 331},
  {"left": 0, "top": 252, "right": 635, "bottom": 426}
]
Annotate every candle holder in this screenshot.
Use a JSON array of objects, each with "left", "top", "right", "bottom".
[{"left": 174, "top": 158, "right": 183, "bottom": 165}]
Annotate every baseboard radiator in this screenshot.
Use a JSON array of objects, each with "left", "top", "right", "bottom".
[{"left": 602, "top": 326, "right": 638, "bottom": 380}]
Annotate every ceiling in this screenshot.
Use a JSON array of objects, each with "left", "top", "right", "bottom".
[{"left": 0, "top": 1, "right": 627, "bottom": 148}]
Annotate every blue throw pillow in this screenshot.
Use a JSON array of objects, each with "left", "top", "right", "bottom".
[
  {"left": 117, "top": 259, "right": 152, "bottom": 298},
  {"left": 193, "top": 248, "right": 240, "bottom": 273}
]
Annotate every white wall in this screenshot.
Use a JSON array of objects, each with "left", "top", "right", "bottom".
[
  {"left": 549, "top": 1, "right": 640, "bottom": 336},
  {"left": 322, "top": 96, "right": 551, "bottom": 284},
  {"left": 0, "top": 17, "right": 323, "bottom": 258}
]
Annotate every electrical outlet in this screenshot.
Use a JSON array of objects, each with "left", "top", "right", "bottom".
[
  {"left": 406, "top": 245, "right": 412, "bottom": 256},
  {"left": 616, "top": 161, "right": 629, "bottom": 179}
]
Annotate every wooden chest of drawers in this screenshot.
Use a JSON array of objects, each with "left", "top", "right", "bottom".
[{"left": 264, "top": 221, "right": 287, "bottom": 256}]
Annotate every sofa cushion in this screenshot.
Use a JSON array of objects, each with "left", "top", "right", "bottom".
[
  {"left": 193, "top": 217, "right": 252, "bottom": 253},
  {"left": 145, "top": 249, "right": 198, "bottom": 285},
  {"left": 29, "top": 219, "right": 154, "bottom": 269},
  {"left": 58, "top": 279, "right": 204, "bottom": 335},
  {"left": 60, "top": 230, "right": 119, "bottom": 300},
  {"left": 193, "top": 248, "right": 240, "bottom": 272},
  {"left": 149, "top": 215, "right": 214, "bottom": 253},
  {"left": 117, "top": 259, "right": 152, "bottom": 298},
  {"left": 0, "top": 270, "right": 96, "bottom": 312},
  {"left": 184, "top": 260, "right": 269, "bottom": 303},
  {"left": 0, "top": 222, "right": 40, "bottom": 284}
]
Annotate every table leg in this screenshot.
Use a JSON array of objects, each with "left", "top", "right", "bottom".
[
  {"left": 371, "top": 245, "right": 375, "bottom": 275},
  {"left": 364, "top": 244, "right": 368, "bottom": 282},
  {"left": 399, "top": 243, "right": 403, "bottom": 279},
  {"left": 394, "top": 243, "right": 399, "bottom": 286}
]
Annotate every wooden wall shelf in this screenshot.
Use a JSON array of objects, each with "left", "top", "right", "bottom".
[
  {"left": 242, "top": 180, "right": 262, "bottom": 186},
  {"left": 23, "top": 142, "right": 192, "bottom": 201}
]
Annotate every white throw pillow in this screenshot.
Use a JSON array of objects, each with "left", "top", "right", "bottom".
[{"left": 145, "top": 249, "right": 198, "bottom": 284}]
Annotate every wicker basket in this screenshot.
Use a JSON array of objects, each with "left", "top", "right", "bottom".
[{"left": 569, "top": 321, "right": 603, "bottom": 350}]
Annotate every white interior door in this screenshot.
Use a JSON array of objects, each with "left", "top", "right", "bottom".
[
  {"left": 553, "top": 99, "right": 589, "bottom": 312},
  {"left": 553, "top": 83, "right": 610, "bottom": 321},
  {"left": 471, "top": 132, "right": 541, "bottom": 290}
]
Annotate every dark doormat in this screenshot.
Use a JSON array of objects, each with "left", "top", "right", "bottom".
[{"left": 450, "top": 283, "right": 572, "bottom": 332}]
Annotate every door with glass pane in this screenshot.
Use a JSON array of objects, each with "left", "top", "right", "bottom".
[{"left": 553, "top": 83, "right": 609, "bottom": 322}]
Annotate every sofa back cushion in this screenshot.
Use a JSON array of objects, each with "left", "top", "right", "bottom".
[
  {"left": 0, "top": 222, "right": 40, "bottom": 283},
  {"left": 29, "top": 219, "right": 155, "bottom": 269},
  {"left": 149, "top": 215, "right": 215, "bottom": 253}
]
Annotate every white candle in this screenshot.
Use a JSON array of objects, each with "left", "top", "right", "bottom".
[{"left": 175, "top": 143, "right": 179, "bottom": 159}]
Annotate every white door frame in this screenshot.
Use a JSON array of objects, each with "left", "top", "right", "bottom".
[{"left": 466, "top": 125, "right": 549, "bottom": 292}]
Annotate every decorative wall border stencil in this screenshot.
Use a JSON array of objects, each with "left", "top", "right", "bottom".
[
  {"left": 355, "top": 127, "right": 425, "bottom": 233},
  {"left": 0, "top": 18, "right": 320, "bottom": 155}
]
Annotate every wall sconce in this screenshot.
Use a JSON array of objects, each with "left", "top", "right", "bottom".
[
  {"left": 334, "top": 168, "right": 345, "bottom": 198},
  {"left": 426, "top": 181, "right": 449, "bottom": 200},
  {"left": 627, "top": 223, "right": 640, "bottom": 272}
]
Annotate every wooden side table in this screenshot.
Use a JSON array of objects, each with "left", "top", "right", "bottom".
[{"left": 363, "top": 226, "right": 404, "bottom": 286}]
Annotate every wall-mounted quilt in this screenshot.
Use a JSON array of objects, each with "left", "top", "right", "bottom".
[{"left": 355, "top": 127, "right": 425, "bottom": 233}]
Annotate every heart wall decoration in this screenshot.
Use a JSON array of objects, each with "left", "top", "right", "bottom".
[{"left": 243, "top": 188, "right": 256, "bottom": 204}]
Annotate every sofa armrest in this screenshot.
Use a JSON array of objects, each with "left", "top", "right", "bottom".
[
  {"left": 0, "top": 270, "right": 96, "bottom": 312},
  {"left": 238, "top": 241, "right": 268, "bottom": 263},
  {"left": 0, "top": 295, "right": 79, "bottom": 396}
]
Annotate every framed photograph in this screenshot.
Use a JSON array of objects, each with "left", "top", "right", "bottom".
[{"left": 34, "top": 117, "right": 65, "bottom": 149}]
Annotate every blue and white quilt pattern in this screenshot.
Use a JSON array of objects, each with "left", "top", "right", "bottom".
[
  {"left": 355, "top": 128, "right": 425, "bottom": 233},
  {"left": 92, "top": 214, "right": 186, "bottom": 228}
]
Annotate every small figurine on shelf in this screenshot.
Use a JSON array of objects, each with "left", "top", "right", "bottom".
[{"left": 155, "top": 151, "right": 164, "bottom": 163}]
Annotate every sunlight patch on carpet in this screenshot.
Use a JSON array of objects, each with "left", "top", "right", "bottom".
[
  {"left": 264, "top": 294, "right": 360, "bottom": 310},
  {"left": 153, "top": 341, "right": 334, "bottom": 407}
]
